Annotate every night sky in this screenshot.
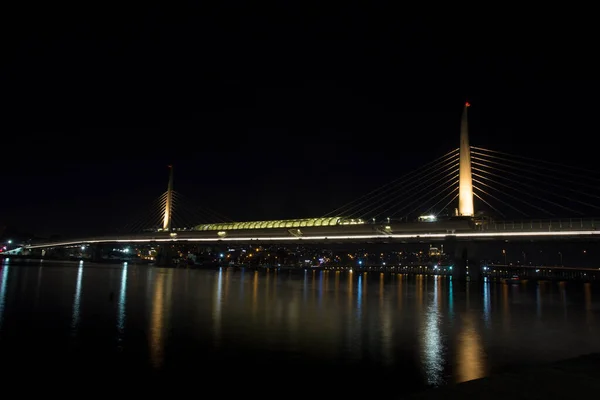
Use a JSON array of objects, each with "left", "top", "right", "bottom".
[{"left": 2, "top": 6, "right": 599, "bottom": 237}]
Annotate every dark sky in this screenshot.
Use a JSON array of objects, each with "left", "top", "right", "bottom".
[{"left": 1, "top": 5, "right": 599, "bottom": 237}]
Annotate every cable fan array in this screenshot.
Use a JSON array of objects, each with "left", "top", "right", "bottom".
[
  {"left": 322, "top": 146, "right": 600, "bottom": 222},
  {"left": 119, "top": 146, "right": 600, "bottom": 232},
  {"left": 119, "top": 191, "right": 232, "bottom": 233},
  {"left": 322, "top": 148, "right": 460, "bottom": 222},
  {"left": 470, "top": 147, "right": 600, "bottom": 218}
]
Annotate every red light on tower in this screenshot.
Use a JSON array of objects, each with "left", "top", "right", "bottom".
[{"left": 465, "top": 102, "right": 471, "bottom": 107}]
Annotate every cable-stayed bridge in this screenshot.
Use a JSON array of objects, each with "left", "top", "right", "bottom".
[{"left": 12, "top": 103, "right": 600, "bottom": 278}]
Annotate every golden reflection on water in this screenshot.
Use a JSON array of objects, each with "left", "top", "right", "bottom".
[
  {"left": 584, "top": 283, "right": 593, "bottom": 325},
  {"left": 465, "top": 280, "right": 470, "bottom": 310},
  {"left": 558, "top": 281, "right": 567, "bottom": 319},
  {"left": 379, "top": 273, "right": 384, "bottom": 308},
  {"left": 287, "top": 278, "right": 299, "bottom": 344},
  {"left": 502, "top": 283, "right": 510, "bottom": 331},
  {"left": 312, "top": 270, "right": 316, "bottom": 304},
  {"left": 416, "top": 274, "right": 423, "bottom": 312},
  {"left": 456, "top": 311, "right": 486, "bottom": 383},
  {"left": 323, "top": 270, "right": 329, "bottom": 303},
  {"left": 347, "top": 271, "right": 353, "bottom": 311},
  {"left": 224, "top": 268, "right": 230, "bottom": 302},
  {"left": 273, "top": 269, "right": 278, "bottom": 301},
  {"left": 397, "top": 274, "right": 403, "bottom": 310},
  {"left": 380, "top": 273, "right": 393, "bottom": 366},
  {"left": 334, "top": 271, "right": 340, "bottom": 305},
  {"left": 356, "top": 274, "right": 363, "bottom": 316},
  {"left": 266, "top": 269, "right": 271, "bottom": 305},
  {"left": 150, "top": 272, "right": 164, "bottom": 368},
  {"left": 536, "top": 282, "right": 544, "bottom": 319},
  {"left": 35, "top": 265, "right": 43, "bottom": 308},
  {"left": 252, "top": 271, "right": 258, "bottom": 319},
  {"left": 149, "top": 270, "right": 172, "bottom": 369}
]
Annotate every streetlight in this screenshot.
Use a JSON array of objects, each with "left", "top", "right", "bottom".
[
  {"left": 502, "top": 249, "right": 506, "bottom": 265},
  {"left": 7, "top": 240, "right": 12, "bottom": 244},
  {"left": 558, "top": 252, "right": 563, "bottom": 266}
]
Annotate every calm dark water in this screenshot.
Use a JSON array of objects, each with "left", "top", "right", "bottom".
[{"left": 1, "top": 259, "right": 599, "bottom": 393}]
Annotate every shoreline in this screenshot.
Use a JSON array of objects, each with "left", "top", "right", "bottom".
[{"left": 410, "top": 353, "right": 600, "bottom": 398}]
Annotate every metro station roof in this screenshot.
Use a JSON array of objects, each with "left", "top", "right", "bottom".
[{"left": 194, "top": 217, "right": 365, "bottom": 231}]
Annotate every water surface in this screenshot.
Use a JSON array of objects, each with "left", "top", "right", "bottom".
[{"left": 0, "top": 259, "right": 598, "bottom": 393}]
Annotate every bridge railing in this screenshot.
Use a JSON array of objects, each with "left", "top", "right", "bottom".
[{"left": 477, "top": 218, "right": 598, "bottom": 232}]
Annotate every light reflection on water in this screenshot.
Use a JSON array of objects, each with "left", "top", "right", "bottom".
[
  {"left": 0, "top": 263, "right": 9, "bottom": 331},
  {"left": 117, "top": 262, "right": 127, "bottom": 346},
  {"left": 421, "top": 275, "right": 444, "bottom": 385},
  {"left": 1, "top": 262, "right": 600, "bottom": 389},
  {"left": 456, "top": 308, "right": 486, "bottom": 383},
  {"left": 212, "top": 267, "right": 223, "bottom": 347},
  {"left": 70, "top": 262, "right": 84, "bottom": 335},
  {"left": 149, "top": 268, "right": 172, "bottom": 369}
]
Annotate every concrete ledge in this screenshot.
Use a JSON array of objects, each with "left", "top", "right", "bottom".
[{"left": 410, "top": 353, "right": 600, "bottom": 399}]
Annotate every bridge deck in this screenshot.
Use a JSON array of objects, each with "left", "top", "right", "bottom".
[{"left": 20, "top": 218, "right": 600, "bottom": 249}]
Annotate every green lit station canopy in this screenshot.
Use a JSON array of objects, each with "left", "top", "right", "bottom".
[{"left": 194, "top": 217, "right": 365, "bottom": 231}]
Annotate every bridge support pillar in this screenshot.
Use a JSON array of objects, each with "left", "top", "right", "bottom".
[
  {"left": 156, "top": 244, "right": 177, "bottom": 266},
  {"left": 89, "top": 244, "right": 104, "bottom": 262},
  {"left": 445, "top": 237, "right": 481, "bottom": 282}
]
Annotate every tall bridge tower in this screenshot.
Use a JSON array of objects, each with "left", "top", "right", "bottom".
[
  {"left": 458, "top": 102, "right": 474, "bottom": 217},
  {"left": 162, "top": 165, "right": 173, "bottom": 231}
]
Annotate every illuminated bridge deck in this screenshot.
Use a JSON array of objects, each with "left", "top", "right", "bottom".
[{"left": 22, "top": 218, "right": 600, "bottom": 249}]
